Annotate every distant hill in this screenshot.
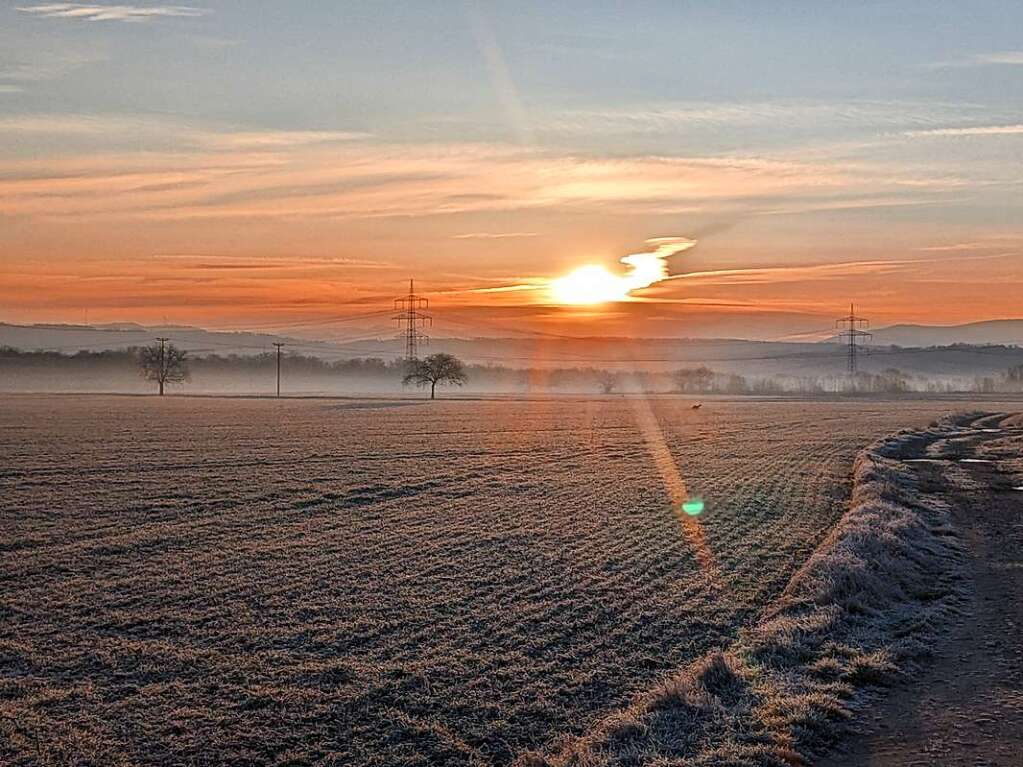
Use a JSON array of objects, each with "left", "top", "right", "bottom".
[
  {"left": 4, "top": 321, "right": 1023, "bottom": 380},
  {"left": 0, "top": 323, "right": 339, "bottom": 358},
  {"left": 0, "top": 322, "right": 822, "bottom": 371},
  {"left": 863, "top": 320, "right": 1023, "bottom": 348}
]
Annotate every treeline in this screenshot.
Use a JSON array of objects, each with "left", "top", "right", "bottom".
[{"left": 3, "top": 347, "right": 1023, "bottom": 395}]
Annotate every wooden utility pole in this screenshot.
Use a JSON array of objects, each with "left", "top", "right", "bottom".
[
  {"left": 156, "top": 337, "right": 170, "bottom": 396},
  {"left": 272, "top": 343, "right": 284, "bottom": 398}
]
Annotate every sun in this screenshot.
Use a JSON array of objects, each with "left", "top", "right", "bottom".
[{"left": 549, "top": 264, "right": 631, "bottom": 305}]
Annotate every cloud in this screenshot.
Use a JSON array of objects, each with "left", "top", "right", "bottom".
[
  {"left": 452, "top": 232, "right": 538, "bottom": 239},
  {"left": 201, "top": 130, "right": 372, "bottom": 149},
  {"left": 548, "top": 237, "right": 697, "bottom": 303},
  {"left": 973, "top": 51, "right": 1023, "bottom": 65},
  {"left": 0, "top": 52, "right": 108, "bottom": 96},
  {"left": 449, "top": 238, "right": 700, "bottom": 304},
  {"left": 905, "top": 124, "right": 1023, "bottom": 137},
  {"left": 536, "top": 99, "right": 1007, "bottom": 140},
  {"left": 915, "top": 240, "right": 1017, "bottom": 251},
  {"left": 0, "top": 113, "right": 370, "bottom": 148},
  {"left": 670, "top": 259, "right": 912, "bottom": 287},
  {"left": 0, "top": 52, "right": 106, "bottom": 82},
  {"left": 16, "top": 4, "right": 210, "bottom": 23},
  {"left": 933, "top": 51, "right": 1023, "bottom": 68},
  {"left": 0, "top": 113, "right": 969, "bottom": 223},
  {"left": 151, "top": 253, "right": 395, "bottom": 270}
]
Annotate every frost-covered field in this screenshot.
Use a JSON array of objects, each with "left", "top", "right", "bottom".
[{"left": 0, "top": 396, "right": 1003, "bottom": 765}]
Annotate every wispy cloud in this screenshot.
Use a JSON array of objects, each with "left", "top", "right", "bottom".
[
  {"left": 670, "top": 259, "right": 912, "bottom": 287},
  {"left": 666, "top": 250, "right": 1021, "bottom": 289},
  {"left": 152, "top": 253, "right": 395, "bottom": 270},
  {"left": 0, "top": 51, "right": 106, "bottom": 82},
  {"left": 16, "top": 4, "right": 210, "bottom": 23},
  {"left": 452, "top": 232, "right": 538, "bottom": 239},
  {"left": 0, "top": 113, "right": 974, "bottom": 224},
  {"left": 537, "top": 99, "right": 1008, "bottom": 139},
  {"left": 973, "top": 51, "right": 1023, "bottom": 65},
  {"left": 201, "top": 130, "right": 372, "bottom": 149},
  {"left": 906, "top": 124, "right": 1023, "bottom": 137},
  {"left": 932, "top": 51, "right": 1023, "bottom": 68},
  {"left": 915, "top": 239, "right": 1021, "bottom": 251},
  {"left": 0, "top": 52, "right": 108, "bottom": 96},
  {"left": 0, "top": 113, "right": 369, "bottom": 148}
]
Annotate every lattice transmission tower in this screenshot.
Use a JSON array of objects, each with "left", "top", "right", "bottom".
[
  {"left": 394, "top": 279, "right": 431, "bottom": 361},
  {"left": 835, "top": 303, "right": 871, "bottom": 376}
]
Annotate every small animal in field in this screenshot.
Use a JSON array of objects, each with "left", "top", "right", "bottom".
[{"left": 691, "top": 403, "right": 703, "bottom": 410}]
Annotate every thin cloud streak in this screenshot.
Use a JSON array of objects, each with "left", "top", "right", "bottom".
[
  {"left": 453, "top": 232, "right": 538, "bottom": 239},
  {"left": 906, "top": 125, "right": 1023, "bottom": 137},
  {"left": 931, "top": 51, "right": 1023, "bottom": 68},
  {"left": 0, "top": 114, "right": 369, "bottom": 148},
  {"left": 670, "top": 259, "right": 913, "bottom": 287},
  {"left": 667, "top": 250, "right": 1021, "bottom": 289},
  {"left": 152, "top": 254, "right": 396, "bottom": 269},
  {"left": 16, "top": 4, "right": 210, "bottom": 22}
]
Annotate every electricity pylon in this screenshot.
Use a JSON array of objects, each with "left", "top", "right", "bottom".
[
  {"left": 836, "top": 303, "right": 871, "bottom": 376},
  {"left": 394, "top": 279, "right": 431, "bottom": 361}
]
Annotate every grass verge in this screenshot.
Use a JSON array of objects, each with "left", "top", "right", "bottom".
[{"left": 517, "top": 419, "right": 972, "bottom": 767}]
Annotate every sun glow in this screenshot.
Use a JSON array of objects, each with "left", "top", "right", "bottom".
[
  {"left": 547, "top": 237, "right": 697, "bottom": 305},
  {"left": 549, "top": 265, "right": 630, "bottom": 304}
]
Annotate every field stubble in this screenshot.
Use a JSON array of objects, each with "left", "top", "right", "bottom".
[{"left": 0, "top": 396, "right": 1002, "bottom": 765}]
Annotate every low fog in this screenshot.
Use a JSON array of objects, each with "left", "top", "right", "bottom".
[{"left": 4, "top": 346, "right": 1023, "bottom": 397}]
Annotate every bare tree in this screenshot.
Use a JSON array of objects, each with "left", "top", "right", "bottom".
[
  {"left": 403, "top": 353, "right": 467, "bottom": 399},
  {"left": 1006, "top": 363, "right": 1023, "bottom": 390},
  {"left": 138, "top": 341, "right": 189, "bottom": 396},
  {"left": 673, "top": 366, "right": 714, "bottom": 393},
  {"left": 598, "top": 370, "right": 618, "bottom": 394}
]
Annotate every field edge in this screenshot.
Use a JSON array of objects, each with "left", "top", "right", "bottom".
[{"left": 514, "top": 414, "right": 994, "bottom": 767}]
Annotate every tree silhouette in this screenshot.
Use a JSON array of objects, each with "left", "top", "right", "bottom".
[
  {"left": 598, "top": 370, "right": 618, "bottom": 394},
  {"left": 403, "top": 353, "right": 467, "bottom": 399},
  {"left": 138, "top": 342, "right": 189, "bottom": 396},
  {"left": 673, "top": 366, "right": 714, "bottom": 393}
]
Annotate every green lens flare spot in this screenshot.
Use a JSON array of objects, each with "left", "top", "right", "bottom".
[{"left": 682, "top": 498, "right": 705, "bottom": 516}]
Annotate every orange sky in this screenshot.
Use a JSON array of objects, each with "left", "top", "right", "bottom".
[
  {"left": 3, "top": 4, "right": 1023, "bottom": 339},
  {"left": 2, "top": 130, "right": 1021, "bottom": 339}
]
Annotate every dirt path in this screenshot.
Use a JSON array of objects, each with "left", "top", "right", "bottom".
[{"left": 822, "top": 434, "right": 1023, "bottom": 767}]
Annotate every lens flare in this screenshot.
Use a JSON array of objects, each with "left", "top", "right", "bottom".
[
  {"left": 682, "top": 498, "right": 705, "bottom": 516},
  {"left": 629, "top": 396, "right": 717, "bottom": 580}
]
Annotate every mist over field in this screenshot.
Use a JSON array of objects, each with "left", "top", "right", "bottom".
[{"left": 5, "top": 323, "right": 1023, "bottom": 396}]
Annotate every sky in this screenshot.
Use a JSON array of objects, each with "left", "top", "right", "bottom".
[{"left": 2, "top": 1, "right": 1023, "bottom": 340}]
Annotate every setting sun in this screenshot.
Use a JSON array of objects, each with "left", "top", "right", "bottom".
[
  {"left": 547, "top": 237, "right": 697, "bottom": 305},
  {"left": 549, "top": 265, "right": 631, "bottom": 304}
]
